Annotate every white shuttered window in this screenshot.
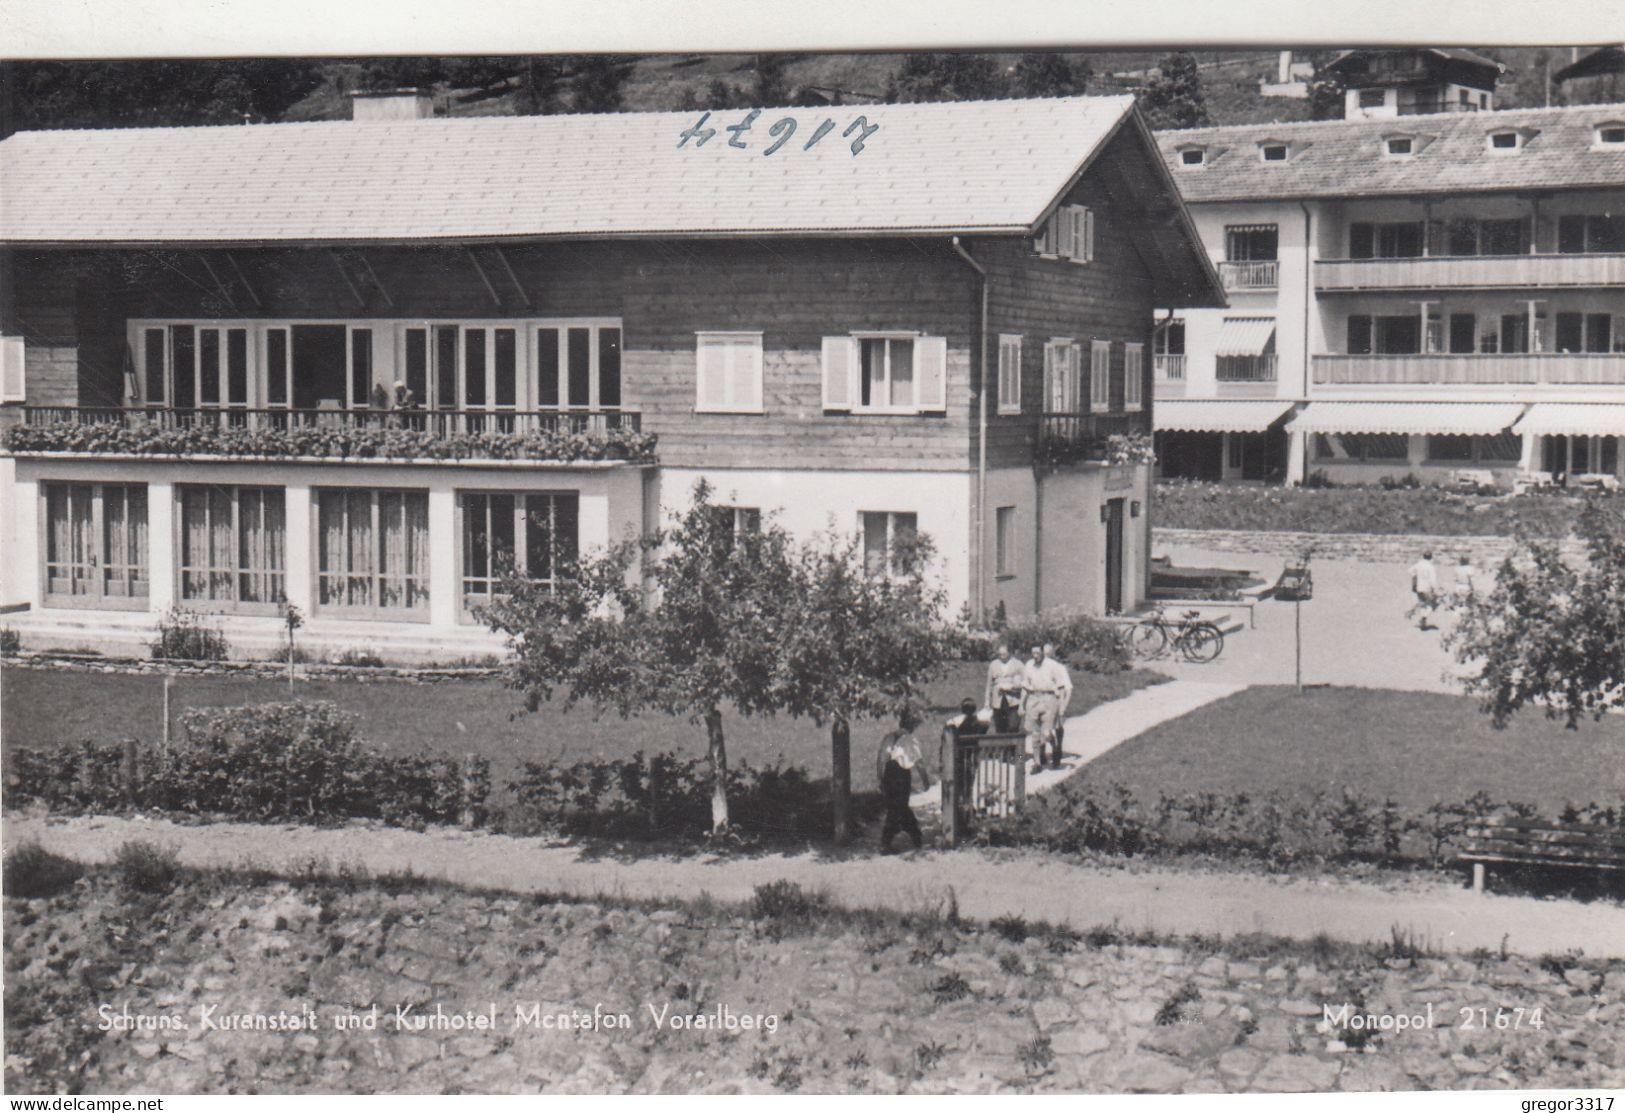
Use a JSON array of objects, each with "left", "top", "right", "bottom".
[
  {"left": 0, "top": 336, "right": 24, "bottom": 402},
  {"left": 821, "top": 333, "right": 945, "bottom": 414},
  {"left": 1090, "top": 340, "right": 1112, "bottom": 409},
  {"left": 997, "top": 334, "right": 1023, "bottom": 415},
  {"left": 695, "top": 332, "right": 764, "bottom": 413},
  {"left": 1124, "top": 342, "right": 1144, "bottom": 412}
]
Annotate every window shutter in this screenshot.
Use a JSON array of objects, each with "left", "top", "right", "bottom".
[
  {"left": 1083, "top": 208, "right": 1096, "bottom": 262},
  {"left": 0, "top": 336, "right": 24, "bottom": 403},
  {"left": 821, "top": 336, "right": 856, "bottom": 410},
  {"left": 734, "top": 337, "right": 764, "bottom": 410},
  {"left": 915, "top": 335, "right": 947, "bottom": 412},
  {"left": 696, "top": 336, "right": 726, "bottom": 409}
]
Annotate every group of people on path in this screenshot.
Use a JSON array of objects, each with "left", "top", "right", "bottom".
[
  {"left": 873, "top": 641, "right": 1075, "bottom": 855},
  {"left": 1407, "top": 550, "right": 1480, "bottom": 631}
]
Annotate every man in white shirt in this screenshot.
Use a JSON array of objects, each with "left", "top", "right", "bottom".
[
  {"left": 1022, "top": 644, "right": 1071, "bottom": 774},
  {"left": 984, "top": 643, "right": 1027, "bottom": 733},
  {"left": 1409, "top": 550, "right": 1440, "bottom": 630}
]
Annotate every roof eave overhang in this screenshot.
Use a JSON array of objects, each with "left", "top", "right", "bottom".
[{"left": 1177, "top": 180, "right": 1625, "bottom": 206}]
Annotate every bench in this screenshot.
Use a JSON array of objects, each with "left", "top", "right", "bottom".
[{"left": 1460, "top": 817, "right": 1625, "bottom": 894}]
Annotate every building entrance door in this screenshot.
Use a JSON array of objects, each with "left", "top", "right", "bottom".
[{"left": 1104, "top": 497, "right": 1126, "bottom": 614}]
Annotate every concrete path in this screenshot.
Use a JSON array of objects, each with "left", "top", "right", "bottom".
[
  {"left": 910, "top": 679, "right": 1247, "bottom": 810},
  {"left": 9, "top": 814, "right": 1624, "bottom": 960}
]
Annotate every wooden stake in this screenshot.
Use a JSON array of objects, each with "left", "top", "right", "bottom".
[{"left": 161, "top": 674, "right": 172, "bottom": 747}]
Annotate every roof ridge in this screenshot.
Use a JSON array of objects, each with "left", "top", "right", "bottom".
[{"left": 1156, "top": 101, "right": 1625, "bottom": 140}]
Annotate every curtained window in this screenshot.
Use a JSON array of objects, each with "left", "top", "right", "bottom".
[
  {"left": 178, "top": 486, "right": 285, "bottom": 608},
  {"left": 317, "top": 489, "right": 430, "bottom": 615},
  {"left": 460, "top": 491, "right": 579, "bottom": 611}
]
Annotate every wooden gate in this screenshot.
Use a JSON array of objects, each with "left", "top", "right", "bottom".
[{"left": 940, "top": 725, "right": 1028, "bottom": 846}]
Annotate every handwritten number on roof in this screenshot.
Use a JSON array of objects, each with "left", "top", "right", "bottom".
[{"left": 678, "top": 111, "right": 878, "bottom": 156}]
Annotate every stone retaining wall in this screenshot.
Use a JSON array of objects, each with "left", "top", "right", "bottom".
[
  {"left": 0, "top": 653, "right": 501, "bottom": 685},
  {"left": 1153, "top": 528, "right": 1590, "bottom": 567}
]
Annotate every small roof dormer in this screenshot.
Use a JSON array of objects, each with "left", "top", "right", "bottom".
[
  {"left": 1380, "top": 132, "right": 1433, "bottom": 159},
  {"left": 1174, "top": 143, "right": 1210, "bottom": 168},
  {"left": 1256, "top": 137, "right": 1306, "bottom": 164},
  {"left": 1594, "top": 120, "right": 1625, "bottom": 149},
  {"left": 1486, "top": 125, "right": 1538, "bottom": 153}
]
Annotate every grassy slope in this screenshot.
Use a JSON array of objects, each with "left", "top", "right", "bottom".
[
  {"left": 1080, "top": 685, "right": 1625, "bottom": 812},
  {"left": 0, "top": 661, "right": 1157, "bottom": 797}
]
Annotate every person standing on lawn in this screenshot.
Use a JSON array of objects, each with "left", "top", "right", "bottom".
[
  {"left": 1451, "top": 554, "right": 1478, "bottom": 609},
  {"left": 877, "top": 710, "right": 930, "bottom": 853},
  {"left": 1408, "top": 550, "right": 1440, "bottom": 630},
  {"left": 1043, "top": 642, "right": 1072, "bottom": 768},
  {"left": 1022, "top": 644, "right": 1069, "bottom": 774},
  {"left": 984, "top": 643, "right": 1026, "bottom": 733}
]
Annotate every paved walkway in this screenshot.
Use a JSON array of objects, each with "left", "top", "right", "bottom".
[
  {"left": 9, "top": 814, "right": 1623, "bottom": 959},
  {"left": 910, "top": 679, "right": 1247, "bottom": 809},
  {"left": 1145, "top": 543, "right": 1476, "bottom": 693}
]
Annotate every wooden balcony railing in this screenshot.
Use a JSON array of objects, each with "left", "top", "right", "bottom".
[
  {"left": 1154, "top": 354, "right": 1187, "bottom": 381},
  {"left": 1315, "top": 253, "right": 1625, "bottom": 291},
  {"left": 1038, "top": 410, "right": 1149, "bottom": 465},
  {"left": 6, "top": 406, "right": 655, "bottom": 463},
  {"left": 1312, "top": 353, "right": 1625, "bottom": 386},
  {"left": 1219, "top": 260, "right": 1279, "bottom": 291}
]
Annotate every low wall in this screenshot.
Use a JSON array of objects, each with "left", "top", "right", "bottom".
[
  {"left": 1153, "top": 527, "right": 1590, "bottom": 566},
  {"left": 0, "top": 653, "right": 502, "bottom": 685}
]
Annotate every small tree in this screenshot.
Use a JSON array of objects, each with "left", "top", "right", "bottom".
[
  {"left": 1012, "top": 53, "right": 1091, "bottom": 98},
  {"left": 1138, "top": 52, "right": 1209, "bottom": 130},
  {"left": 754, "top": 53, "right": 792, "bottom": 105},
  {"left": 1306, "top": 65, "right": 1346, "bottom": 120},
  {"left": 774, "top": 528, "right": 959, "bottom": 844},
  {"left": 570, "top": 55, "right": 635, "bottom": 113},
  {"left": 886, "top": 53, "right": 1010, "bottom": 103},
  {"left": 481, "top": 481, "right": 797, "bottom": 833},
  {"left": 1445, "top": 501, "right": 1624, "bottom": 728}
]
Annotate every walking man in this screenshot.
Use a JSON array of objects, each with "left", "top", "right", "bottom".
[
  {"left": 1042, "top": 642, "right": 1072, "bottom": 768},
  {"left": 984, "top": 643, "right": 1026, "bottom": 733},
  {"left": 1409, "top": 550, "right": 1440, "bottom": 630},
  {"left": 1022, "top": 644, "right": 1069, "bottom": 775},
  {"left": 1451, "top": 554, "right": 1478, "bottom": 610},
  {"left": 877, "top": 710, "right": 930, "bottom": 853}
]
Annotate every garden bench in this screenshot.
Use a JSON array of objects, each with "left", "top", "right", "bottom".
[{"left": 1460, "top": 817, "right": 1625, "bottom": 894}]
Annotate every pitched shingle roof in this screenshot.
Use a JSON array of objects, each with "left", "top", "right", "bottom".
[
  {"left": 0, "top": 96, "right": 1143, "bottom": 244},
  {"left": 1157, "top": 104, "right": 1625, "bottom": 203}
]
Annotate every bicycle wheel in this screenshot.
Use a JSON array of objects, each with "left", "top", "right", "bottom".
[
  {"left": 1179, "top": 623, "right": 1224, "bottom": 664},
  {"left": 1129, "top": 621, "right": 1167, "bottom": 660}
]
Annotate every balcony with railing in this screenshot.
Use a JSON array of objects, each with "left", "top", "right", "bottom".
[
  {"left": 1216, "top": 355, "right": 1278, "bottom": 383},
  {"left": 1, "top": 406, "right": 656, "bottom": 464},
  {"left": 1037, "top": 410, "right": 1151, "bottom": 466},
  {"left": 1315, "top": 254, "right": 1625, "bottom": 291},
  {"left": 1312, "top": 353, "right": 1625, "bottom": 386},
  {"left": 1218, "top": 260, "right": 1280, "bottom": 291}
]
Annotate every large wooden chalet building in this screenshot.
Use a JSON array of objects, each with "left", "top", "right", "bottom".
[{"left": 0, "top": 93, "right": 1221, "bottom": 658}]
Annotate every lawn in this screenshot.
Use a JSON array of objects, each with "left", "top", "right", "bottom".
[
  {"left": 0, "top": 661, "right": 1159, "bottom": 798},
  {"left": 1080, "top": 685, "right": 1625, "bottom": 813},
  {"left": 1155, "top": 480, "right": 1619, "bottom": 538}
]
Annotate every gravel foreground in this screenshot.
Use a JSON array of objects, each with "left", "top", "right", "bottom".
[{"left": 5, "top": 867, "right": 1624, "bottom": 1095}]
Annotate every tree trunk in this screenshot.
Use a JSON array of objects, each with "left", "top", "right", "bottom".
[
  {"left": 705, "top": 707, "right": 730, "bottom": 833},
  {"left": 831, "top": 715, "right": 852, "bottom": 846}
]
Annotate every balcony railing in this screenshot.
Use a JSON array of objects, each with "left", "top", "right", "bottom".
[
  {"left": 1038, "top": 410, "right": 1149, "bottom": 465},
  {"left": 1215, "top": 355, "right": 1278, "bottom": 383},
  {"left": 4, "top": 406, "right": 656, "bottom": 463},
  {"left": 1312, "top": 353, "right": 1625, "bottom": 386},
  {"left": 1154, "top": 354, "right": 1187, "bottom": 380},
  {"left": 1219, "top": 260, "right": 1280, "bottom": 291},
  {"left": 1315, "top": 253, "right": 1625, "bottom": 291}
]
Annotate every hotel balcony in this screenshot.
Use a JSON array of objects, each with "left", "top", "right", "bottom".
[
  {"left": 1153, "top": 354, "right": 1186, "bottom": 397},
  {"left": 1, "top": 406, "right": 656, "bottom": 464},
  {"left": 1315, "top": 253, "right": 1625, "bottom": 292},
  {"left": 1219, "top": 260, "right": 1279, "bottom": 291},
  {"left": 1037, "top": 410, "right": 1150, "bottom": 465},
  {"left": 1312, "top": 353, "right": 1625, "bottom": 386}
]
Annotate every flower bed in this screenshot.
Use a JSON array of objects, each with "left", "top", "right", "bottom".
[
  {"left": 1155, "top": 479, "right": 1611, "bottom": 538},
  {"left": 2, "top": 421, "right": 658, "bottom": 464}
]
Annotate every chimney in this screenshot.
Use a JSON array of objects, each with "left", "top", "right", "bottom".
[{"left": 350, "top": 88, "right": 435, "bottom": 121}]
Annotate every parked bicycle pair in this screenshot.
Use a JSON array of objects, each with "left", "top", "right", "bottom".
[{"left": 1127, "top": 607, "right": 1225, "bottom": 663}]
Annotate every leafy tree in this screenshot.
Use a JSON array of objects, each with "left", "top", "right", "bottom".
[
  {"left": 481, "top": 481, "right": 797, "bottom": 833},
  {"left": 1, "top": 59, "right": 324, "bottom": 136},
  {"left": 754, "top": 53, "right": 792, "bottom": 105},
  {"left": 1138, "top": 52, "right": 1209, "bottom": 130},
  {"left": 514, "top": 57, "right": 565, "bottom": 116},
  {"left": 570, "top": 55, "right": 636, "bottom": 113},
  {"left": 1445, "top": 501, "right": 1624, "bottom": 728},
  {"left": 1306, "top": 65, "right": 1346, "bottom": 120},
  {"left": 886, "top": 52, "right": 1010, "bottom": 103},
  {"left": 1013, "top": 52, "right": 1091, "bottom": 98},
  {"left": 704, "top": 78, "right": 746, "bottom": 109},
  {"left": 774, "top": 529, "right": 959, "bottom": 844}
]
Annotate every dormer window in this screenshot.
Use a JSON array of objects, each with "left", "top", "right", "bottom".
[
  {"left": 1597, "top": 123, "right": 1625, "bottom": 147},
  {"left": 1179, "top": 147, "right": 1205, "bottom": 167},
  {"left": 1385, "top": 136, "right": 1414, "bottom": 157},
  {"left": 1261, "top": 144, "right": 1288, "bottom": 162},
  {"left": 1489, "top": 131, "right": 1518, "bottom": 150}
]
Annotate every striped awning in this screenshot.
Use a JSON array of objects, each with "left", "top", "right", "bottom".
[
  {"left": 1155, "top": 400, "right": 1296, "bottom": 433},
  {"left": 1214, "top": 317, "right": 1277, "bottom": 357},
  {"left": 1512, "top": 404, "right": 1625, "bottom": 437},
  {"left": 1286, "top": 402, "right": 1526, "bottom": 436}
]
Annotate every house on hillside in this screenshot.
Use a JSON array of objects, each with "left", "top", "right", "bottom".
[
  {"left": 1325, "top": 48, "right": 1505, "bottom": 119},
  {"left": 1152, "top": 102, "right": 1625, "bottom": 488},
  {"left": 0, "top": 93, "right": 1222, "bottom": 658}
]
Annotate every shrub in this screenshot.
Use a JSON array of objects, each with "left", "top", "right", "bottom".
[
  {"left": 150, "top": 606, "right": 229, "bottom": 661},
  {"left": 330, "top": 647, "right": 386, "bottom": 668},
  {"left": 3, "top": 840, "right": 85, "bottom": 898},
  {"left": 113, "top": 839, "right": 181, "bottom": 894},
  {"left": 988, "top": 608, "right": 1131, "bottom": 674},
  {"left": 0, "top": 627, "right": 19, "bottom": 656},
  {"left": 750, "top": 879, "right": 828, "bottom": 924}
]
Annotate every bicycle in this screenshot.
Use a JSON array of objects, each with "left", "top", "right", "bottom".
[{"left": 1128, "top": 607, "right": 1225, "bottom": 663}]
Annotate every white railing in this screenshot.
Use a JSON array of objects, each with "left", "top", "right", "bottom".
[
  {"left": 1154, "top": 354, "right": 1187, "bottom": 381},
  {"left": 1313, "top": 353, "right": 1625, "bottom": 386},
  {"left": 1315, "top": 254, "right": 1625, "bottom": 291},
  {"left": 1216, "top": 355, "right": 1278, "bottom": 383},
  {"left": 1219, "top": 260, "right": 1280, "bottom": 290}
]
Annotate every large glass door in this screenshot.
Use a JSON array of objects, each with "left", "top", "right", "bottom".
[{"left": 43, "top": 483, "right": 149, "bottom": 609}]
